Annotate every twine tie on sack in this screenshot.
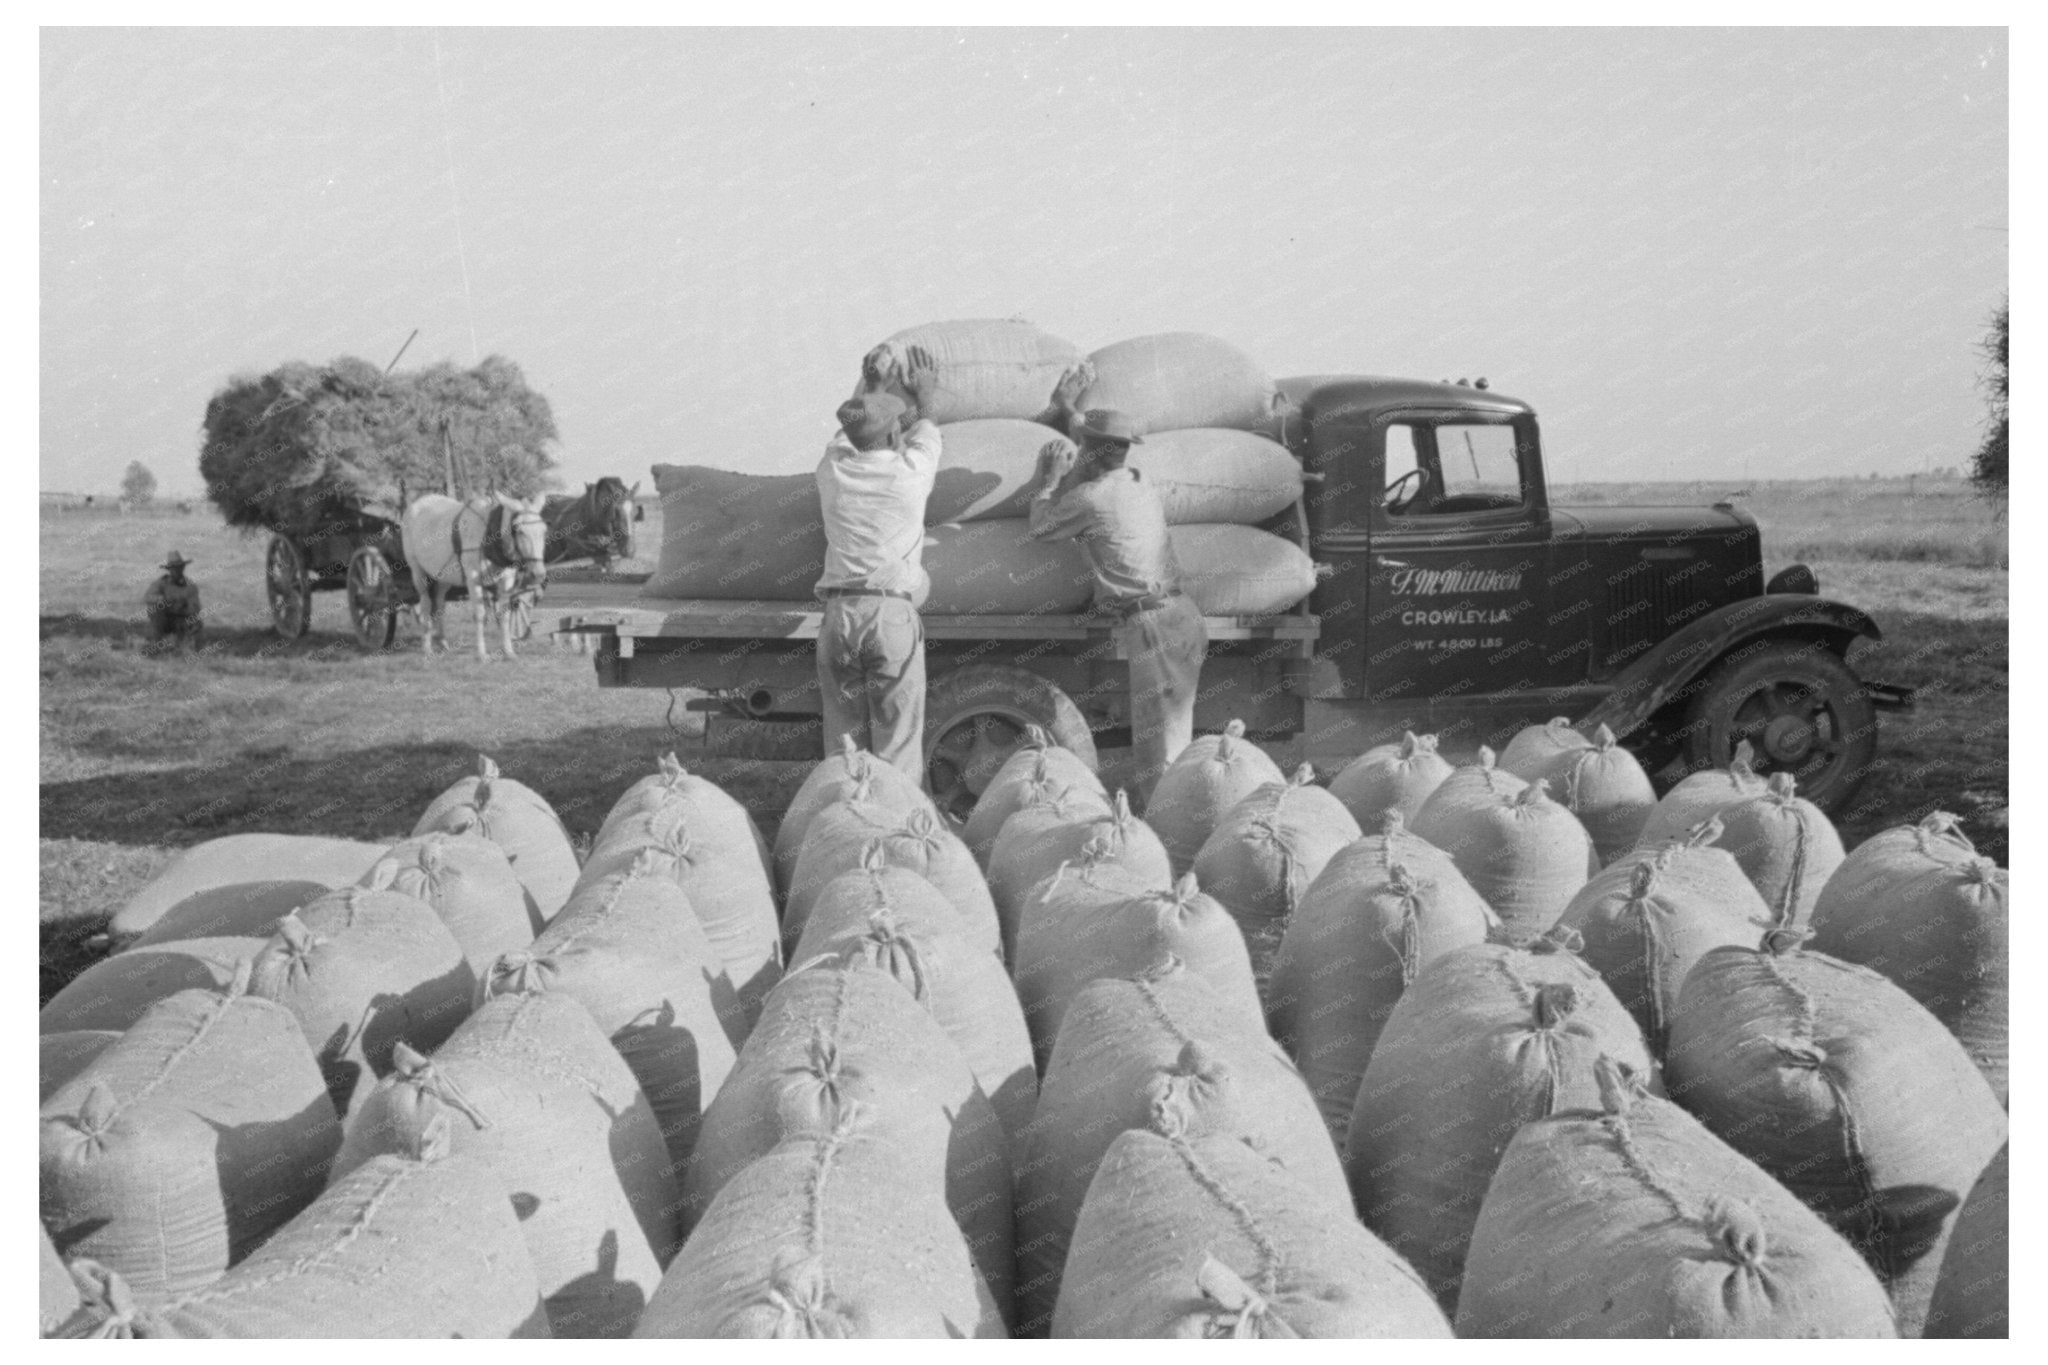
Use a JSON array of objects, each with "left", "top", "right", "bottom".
[
  {"left": 1475, "top": 745, "right": 1504, "bottom": 792},
  {"left": 485, "top": 950, "right": 555, "bottom": 1000},
  {"left": 858, "top": 906, "right": 931, "bottom": 1005},
  {"left": 1135, "top": 950, "right": 1187, "bottom": 985},
  {"left": 390, "top": 1041, "right": 490, "bottom": 1129},
  {"left": 742, "top": 1252, "right": 852, "bottom": 1339},
  {"left": 1769, "top": 1032, "right": 1884, "bottom": 1268},
  {"left": 1214, "top": 718, "right": 1245, "bottom": 762},
  {"left": 265, "top": 912, "right": 328, "bottom": 986},
  {"left": 1702, "top": 1196, "right": 1770, "bottom": 1273},
  {"left": 58, "top": 1080, "right": 122, "bottom": 1154},
  {"left": 1915, "top": 811, "right": 1974, "bottom": 858},
  {"left": 627, "top": 846, "right": 671, "bottom": 883},
  {"left": 1594, "top": 1055, "right": 1700, "bottom": 1223},
  {"left": 1146, "top": 872, "right": 1204, "bottom": 929},
  {"left": 1495, "top": 920, "right": 1585, "bottom": 954},
  {"left": 895, "top": 806, "right": 943, "bottom": 860},
  {"left": 67, "top": 1259, "right": 143, "bottom": 1339},
  {"left": 1623, "top": 860, "right": 1675, "bottom": 1044},
  {"left": 1381, "top": 863, "right": 1428, "bottom": 984},
  {"left": 1147, "top": 1039, "right": 1229, "bottom": 1138},
  {"left": 1527, "top": 984, "right": 1583, "bottom": 1116},
  {"left": 1761, "top": 925, "right": 1813, "bottom": 957},
  {"left": 1683, "top": 814, "right": 1728, "bottom": 850},
  {"left": 1195, "top": 1256, "right": 1298, "bottom": 1339}
]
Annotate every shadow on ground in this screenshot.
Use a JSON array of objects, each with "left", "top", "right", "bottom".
[
  {"left": 40, "top": 613, "right": 381, "bottom": 661},
  {"left": 41, "top": 727, "right": 813, "bottom": 852}
]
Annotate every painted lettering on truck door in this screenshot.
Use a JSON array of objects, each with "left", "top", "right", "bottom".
[{"left": 1365, "top": 414, "right": 1557, "bottom": 703}]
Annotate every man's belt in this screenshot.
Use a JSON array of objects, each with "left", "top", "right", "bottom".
[
  {"left": 819, "top": 586, "right": 914, "bottom": 603},
  {"left": 1101, "top": 590, "right": 1180, "bottom": 619}
]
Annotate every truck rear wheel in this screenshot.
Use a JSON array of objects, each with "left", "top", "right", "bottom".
[
  {"left": 923, "top": 665, "right": 1098, "bottom": 826},
  {"left": 1682, "top": 638, "right": 1878, "bottom": 815}
]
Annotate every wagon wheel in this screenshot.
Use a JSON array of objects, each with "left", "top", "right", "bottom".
[
  {"left": 266, "top": 535, "right": 311, "bottom": 640},
  {"left": 346, "top": 546, "right": 402, "bottom": 650}
]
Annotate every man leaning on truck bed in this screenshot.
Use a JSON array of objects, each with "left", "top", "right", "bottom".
[
  {"left": 813, "top": 347, "right": 941, "bottom": 778},
  {"left": 1029, "top": 408, "right": 1210, "bottom": 804}
]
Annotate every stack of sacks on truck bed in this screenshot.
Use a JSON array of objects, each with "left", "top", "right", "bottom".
[{"left": 645, "top": 323, "right": 1318, "bottom": 616}]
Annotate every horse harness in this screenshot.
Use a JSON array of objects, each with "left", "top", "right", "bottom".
[{"left": 449, "top": 501, "right": 542, "bottom": 609}]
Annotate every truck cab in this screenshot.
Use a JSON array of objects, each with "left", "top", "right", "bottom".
[{"left": 1281, "top": 376, "right": 1906, "bottom": 809}]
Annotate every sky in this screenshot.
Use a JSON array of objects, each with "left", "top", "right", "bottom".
[{"left": 40, "top": 26, "right": 2007, "bottom": 497}]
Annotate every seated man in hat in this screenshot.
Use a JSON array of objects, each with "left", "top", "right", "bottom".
[
  {"left": 814, "top": 346, "right": 940, "bottom": 777},
  {"left": 1029, "top": 409, "right": 1209, "bottom": 803},
  {"left": 144, "top": 551, "right": 203, "bottom": 652}
]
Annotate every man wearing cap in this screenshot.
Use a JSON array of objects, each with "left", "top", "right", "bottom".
[
  {"left": 814, "top": 346, "right": 941, "bottom": 777},
  {"left": 144, "top": 551, "right": 203, "bottom": 652},
  {"left": 1028, "top": 408, "right": 1209, "bottom": 801}
]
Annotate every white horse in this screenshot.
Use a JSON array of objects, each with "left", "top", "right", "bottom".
[{"left": 400, "top": 492, "right": 550, "bottom": 660}]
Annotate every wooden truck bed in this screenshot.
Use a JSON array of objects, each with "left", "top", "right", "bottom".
[{"left": 545, "top": 574, "right": 1320, "bottom": 650}]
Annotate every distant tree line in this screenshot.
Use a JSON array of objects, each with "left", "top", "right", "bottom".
[
  {"left": 1972, "top": 301, "right": 2007, "bottom": 495},
  {"left": 199, "top": 355, "right": 558, "bottom": 533}
]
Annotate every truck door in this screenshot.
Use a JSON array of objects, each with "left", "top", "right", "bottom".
[{"left": 1363, "top": 410, "right": 1553, "bottom": 703}]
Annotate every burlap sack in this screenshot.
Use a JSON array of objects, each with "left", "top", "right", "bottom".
[
  {"left": 1344, "top": 933, "right": 1652, "bottom": 1314},
  {"left": 1015, "top": 960, "right": 1345, "bottom": 1336},
  {"left": 478, "top": 853, "right": 746, "bottom": 1182},
  {"left": 1666, "top": 934, "right": 2007, "bottom": 1336},
  {"left": 40, "top": 982, "right": 341, "bottom": 1299},
  {"left": 682, "top": 953, "right": 1014, "bottom": 1324},
  {"left": 1057, "top": 1125, "right": 1451, "bottom": 1338},
  {"left": 1457, "top": 1057, "right": 1897, "bottom": 1338},
  {"left": 1144, "top": 719, "right": 1286, "bottom": 877},
  {"left": 1269, "top": 828, "right": 1496, "bottom": 1137},
  {"left": 55, "top": 1118, "right": 551, "bottom": 1339},
  {"left": 413, "top": 754, "right": 580, "bottom": 924},
  {"left": 335, "top": 991, "right": 677, "bottom": 1338}
]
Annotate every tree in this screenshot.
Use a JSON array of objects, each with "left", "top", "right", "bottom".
[
  {"left": 121, "top": 460, "right": 157, "bottom": 508},
  {"left": 1971, "top": 301, "right": 2007, "bottom": 495}
]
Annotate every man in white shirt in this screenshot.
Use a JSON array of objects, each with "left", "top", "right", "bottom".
[{"left": 815, "top": 350, "right": 940, "bottom": 777}]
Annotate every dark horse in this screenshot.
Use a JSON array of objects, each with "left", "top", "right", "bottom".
[{"left": 542, "top": 476, "right": 640, "bottom": 574}]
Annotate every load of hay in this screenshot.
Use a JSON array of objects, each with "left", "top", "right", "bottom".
[{"left": 199, "top": 355, "right": 559, "bottom": 535}]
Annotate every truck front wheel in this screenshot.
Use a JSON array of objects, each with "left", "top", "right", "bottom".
[
  {"left": 922, "top": 665, "right": 1098, "bottom": 826},
  {"left": 1681, "top": 638, "right": 1878, "bottom": 815}
]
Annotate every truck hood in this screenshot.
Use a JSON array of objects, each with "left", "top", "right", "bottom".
[{"left": 1551, "top": 502, "right": 1757, "bottom": 541}]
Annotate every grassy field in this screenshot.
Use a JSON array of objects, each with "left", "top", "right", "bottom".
[{"left": 40, "top": 478, "right": 2007, "bottom": 999}]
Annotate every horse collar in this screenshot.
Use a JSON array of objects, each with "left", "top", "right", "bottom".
[{"left": 482, "top": 502, "right": 516, "bottom": 570}]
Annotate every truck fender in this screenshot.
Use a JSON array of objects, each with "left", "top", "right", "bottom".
[{"left": 1577, "top": 594, "right": 1881, "bottom": 741}]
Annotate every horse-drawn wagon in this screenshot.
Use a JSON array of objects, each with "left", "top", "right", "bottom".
[
  {"left": 261, "top": 504, "right": 417, "bottom": 649},
  {"left": 261, "top": 477, "right": 639, "bottom": 651}
]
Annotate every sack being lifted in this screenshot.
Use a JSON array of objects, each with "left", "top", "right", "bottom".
[{"left": 853, "top": 318, "right": 1080, "bottom": 425}]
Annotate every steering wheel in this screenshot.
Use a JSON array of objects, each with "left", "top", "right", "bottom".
[{"left": 1384, "top": 467, "right": 1426, "bottom": 513}]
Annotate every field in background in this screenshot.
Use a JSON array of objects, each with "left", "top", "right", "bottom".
[{"left": 41, "top": 478, "right": 2007, "bottom": 998}]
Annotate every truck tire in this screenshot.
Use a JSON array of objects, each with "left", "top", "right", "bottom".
[
  {"left": 923, "top": 665, "right": 1098, "bottom": 827},
  {"left": 1681, "top": 638, "right": 1878, "bottom": 816}
]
